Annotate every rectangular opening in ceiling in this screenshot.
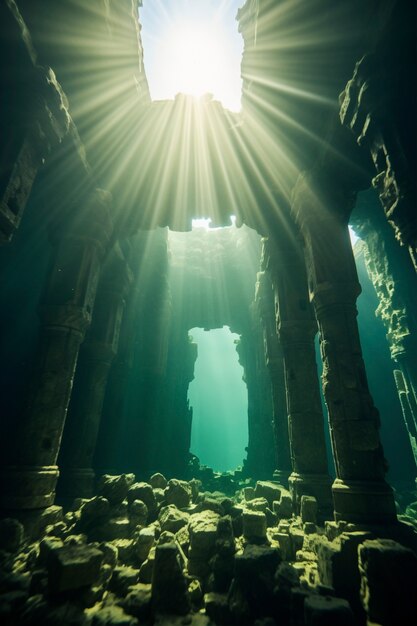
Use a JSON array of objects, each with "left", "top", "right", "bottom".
[{"left": 139, "top": 0, "right": 243, "bottom": 112}]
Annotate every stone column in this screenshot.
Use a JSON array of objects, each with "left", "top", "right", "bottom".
[
  {"left": 58, "top": 243, "right": 133, "bottom": 499},
  {"left": 255, "top": 265, "right": 292, "bottom": 484},
  {"left": 0, "top": 189, "right": 113, "bottom": 511},
  {"left": 92, "top": 234, "right": 143, "bottom": 476},
  {"left": 293, "top": 172, "right": 397, "bottom": 524},
  {"left": 265, "top": 234, "right": 332, "bottom": 516},
  {"left": 351, "top": 198, "right": 417, "bottom": 477},
  {"left": 237, "top": 318, "right": 277, "bottom": 480},
  {"left": 393, "top": 370, "right": 417, "bottom": 467}
]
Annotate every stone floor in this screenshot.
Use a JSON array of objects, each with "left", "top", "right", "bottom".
[{"left": 0, "top": 471, "right": 416, "bottom": 626}]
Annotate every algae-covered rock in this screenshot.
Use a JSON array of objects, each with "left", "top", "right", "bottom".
[{"left": 165, "top": 479, "right": 192, "bottom": 508}]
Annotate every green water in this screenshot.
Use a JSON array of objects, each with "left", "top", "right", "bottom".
[{"left": 188, "top": 326, "right": 248, "bottom": 472}]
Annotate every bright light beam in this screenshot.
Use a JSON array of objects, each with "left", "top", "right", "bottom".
[{"left": 142, "top": 16, "right": 242, "bottom": 112}]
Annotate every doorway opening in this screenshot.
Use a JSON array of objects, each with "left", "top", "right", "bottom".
[{"left": 188, "top": 325, "right": 248, "bottom": 471}]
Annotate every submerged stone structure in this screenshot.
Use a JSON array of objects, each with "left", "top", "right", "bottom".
[{"left": 0, "top": 1, "right": 416, "bottom": 625}]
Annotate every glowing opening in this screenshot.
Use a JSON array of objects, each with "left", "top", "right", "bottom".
[
  {"left": 139, "top": 1, "right": 243, "bottom": 112},
  {"left": 188, "top": 326, "right": 248, "bottom": 471},
  {"left": 191, "top": 215, "right": 237, "bottom": 230},
  {"left": 349, "top": 225, "right": 360, "bottom": 246}
]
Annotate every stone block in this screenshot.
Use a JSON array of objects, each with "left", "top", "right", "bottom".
[
  {"left": 159, "top": 505, "right": 189, "bottom": 533},
  {"left": 304, "top": 595, "right": 354, "bottom": 625},
  {"left": 37, "top": 537, "right": 64, "bottom": 566},
  {"left": 246, "top": 497, "right": 269, "bottom": 513},
  {"left": 151, "top": 543, "right": 190, "bottom": 615},
  {"left": 243, "top": 486, "right": 256, "bottom": 501},
  {"left": 301, "top": 496, "right": 318, "bottom": 524},
  {"left": 97, "top": 474, "right": 134, "bottom": 505},
  {"left": 204, "top": 592, "right": 230, "bottom": 624},
  {"left": 165, "top": 479, "right": 192, "bottom": 508},
  {"left": 235, "top": 545, "right": 281, "bottom": 587},
  {"left": 99, "top": 542, "right": 118, "bottom": 568},
  {"left": 76, "top": 496, "right": 110, "bottom": 534},
  {"left": 128, "top": 499, "right": 148, "bottom": 526},
  {"left": 188, "top": 578, "right": 203, "bottom": 609},
  {"left": 122, "top": 583, "right": 152, "bottom": 621},
  {"left": 189, "top": 511, "right": 219, "bottom": 557},
  {"left": 47, "top": 544, "right": 103, "bottom": 594},
  {"left": 279, "top": 494, "right": 293, "bottom": 518},
  {"left": 96, "top": 518, "right": 131, "bottom": 541},
  {"left": 200, "top": 497, "right": 225, "bottom": 515},
  {"left": 358, "top": 538, "right": 417, "bottom": 626},
  {"left": 233, "top": 545, "right": 281, "bottom": 618},
  {"left": 127, "top": 483, "right": 156, "bottom": 513},
  {"left": 149, "top": 473, "right": 167, "bottom": 489},
  {"left": 109, "top": 566, "right": 140, "bottom": 596},
  {"left": 91, "top": 605, "right": 138, "bottom": 626},
  {"left": 289, "top": 527, "right": 304, "bottom": 559},
  {"left": 255, "top": 481, "right": 283, "bottom": 506},
  {"left": 316, "top": 531, "right": 371, "bottom": 621},
  {"left": 135, "top": 527, "right": 155, "bottom": 563},
  {"left": 0, "top": 518, "right": 24, "bottom": 553},
  {"left": 110, "top": 536, "right": 132, "bottom": 559},
  {"left": 269, "top": 531, "right": 291, "bottom": 561},
  {"left": 38, "top": 505, "right": 64, "bottom": 535},
  {"left": 242, "top": 511, "right": 267, "bottom": 543}
]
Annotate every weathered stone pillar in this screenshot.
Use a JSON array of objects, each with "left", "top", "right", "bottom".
[
  {"left": 237, "top": 318, "right": 276, "bottom": 480},
  {"left": 92, "top": 234, "right": 143, "bottom": 476},
  {"left": 265, "top": 234, "right": 332, "bottom": 515},
  {"left": 293, "top": 173, "right": 397, "bottom": 524},
  {"left": 255, "top": 265, "right": 292, "bottom": 484},
  {"left": 57, "top": 244, "right": 133, "bottom": 499},
  {"left": 393, "top": 370, "right": 417, "bottom": 467},
  {"left": 0, "top": 189, "right": 112, "bottom": 510},
  {"left": 351, "top": 196, "right": 417, "bottom": 477}
]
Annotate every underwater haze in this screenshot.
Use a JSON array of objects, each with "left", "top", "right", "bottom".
[{"left": 188, "top": 326, "right": 248, "bottom": 471}]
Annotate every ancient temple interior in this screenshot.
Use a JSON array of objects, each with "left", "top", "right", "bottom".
[{"left": 0, "top": 1, "right": 416, "bottom": 625}]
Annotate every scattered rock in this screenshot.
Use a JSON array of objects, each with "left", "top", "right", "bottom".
[
  {"left": 151, "top": 543, "right": 190, "bottom": 615},
  {"left": 97, "top": 474, "right": 134, "bottom": 506},
  {"left": 149, "top": 473, "right": 167, "bottom": 490},
  {"left": 109, "top": 566, "right": 140, "bottom": 596},
  {"left": 128, "top": 499, "right": 148, "bottom": 526},
  {"left": 122, "top": 583, "right": 152, "bottom": 621},
  {"left": 300, "top": 496, "right": 318, "bottom": 525},
  {"left": 91, "top": 605, "right": 138, "bottom": 625},
  {"left": 204, "top": 592, "right": 230, "bottom": 624},
  {"left": 304, "top": 594, "right": 355, "bottom": 625},
  {"left": 242, "top": 511, "right": 267, "bottom": 543},
  {"left": 254, "top": 481, "right": 283, "bottom": 507},
  {"left": 136, "top": 527, "right": 155, "bottom": 562},
  {"left": 358, "top": 538, "right": 417, "bottom": 626},
  {"left": 159, "top": 505, "right": 190, "bottom": 533},
  {"left": 0, "top": 518, "right": 24, "bottom": 553},
  {"left": 165, "top": 479, "right": 192, "bottom": 509},
  {"left": 127, "top": 483, "right": 156, "bottom": 513},
  {"left": 46, "top": 544, "right": 103, "bottom": 594}
]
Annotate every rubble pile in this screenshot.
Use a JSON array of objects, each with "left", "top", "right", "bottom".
[{"left": 0, "top": 473, "right": 416, "bottom": 626}]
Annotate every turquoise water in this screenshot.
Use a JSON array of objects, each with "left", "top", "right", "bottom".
[{"left": 188, "top": 326, "right": 248, "bottom": 471}]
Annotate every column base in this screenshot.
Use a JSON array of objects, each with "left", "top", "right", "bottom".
[
  {"left": 0, "top": 465, "right": 58, "bottom": 510},
  {"left": 57, "top": 467, "right": 95, "bottom": 500},
  {"left": 289, "top": 472, "right": 333, "bottom": 516},
  {"left": 332, "top": 478, "right": 397, "bottom": 524},
  {"left": 273, "top": 469, "right": 291, "bottom": 487}
]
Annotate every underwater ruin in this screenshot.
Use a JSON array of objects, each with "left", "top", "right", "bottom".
[{"left": 0, "top": 1, "right": 416, "bottom": 625}]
